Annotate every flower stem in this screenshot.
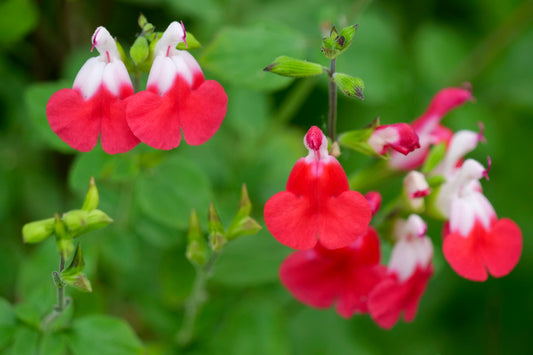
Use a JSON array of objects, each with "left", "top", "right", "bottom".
[
  {"left": 40, "top": 254, "right": 70, "bottom": 332},
  {"left": 176, "top": 252, "right": 220, "bottom": 347},
  {"left": 327, "top": 59, "right": 338, "bottom": 142}
]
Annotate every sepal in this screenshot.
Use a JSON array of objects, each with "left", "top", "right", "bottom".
[
  {"left": 130, "top": 37, "right": 149, "bottom": 67},
  {"left": 208, "top": 203, "right": 226, "bottom": 251},
  {"left": 263, "top": 56, "right": 325, "bottom": 77},
  {"left": 421, "top": 142, "right": 447, "bottom": 173},
  {"left": 338, "top": 118, "right": 385, "bottom": 158},
  {"left": 186, "top": 209, "right": 208, "bottom": 266},
  {"left": 81, "top": 177, "right": 99, "bottom": 211},
  {"left": 60, "top": 244, "right": 93, "bottom": 292},
  {"left": 62, "top": 209, "right": 113, "bottom": 238},
  {"left": 22, "top": 217, "right": 55, "bottom": 243},
  {"left": 226, "top": 184, "right": 261, "bottom": 241},
  {"left": 321, "top": 24, "right": 359, "bottom": 59},
  {"left": 333, "top": 73, "right": 364, "bottom": 99}
]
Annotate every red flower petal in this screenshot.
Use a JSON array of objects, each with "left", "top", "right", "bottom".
[
  {"left": 483, "top": 218, "right": 522, "bottom": 277},
  {"left": 181, "top": 80, "right": 228, "bottom": 145},
  {"left": 368, "top": 266, "right": 433, "bottom": 329},
  {"left": 279, "top": 227, "right": 386, "bottom": 316},
  {"left": 443, "top": 219, "right": 522, "bottom": 281},
  {"left": 126, "top": 87, "right": 182, "bottom": 150},
  {"left": 100, "top": 99, "right": 140, "bottom": 154},
  {"left": 46, "top": 88, "right": 100, "bottom": 152}
]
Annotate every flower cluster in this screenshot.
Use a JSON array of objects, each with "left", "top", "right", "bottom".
[
  {"left": 264, "top": 87, "right": 522, "bottom": 329},
  {"left": 46, "top": 22, "right": 227, "bottom": 154}
]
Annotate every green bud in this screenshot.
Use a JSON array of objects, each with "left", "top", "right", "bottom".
[
  {"left": 138, "top": 13, "right": 154, "bottom": 35},
  {"left": 177, "top": 32, "right": 202, "bottom": 50},
  {"left": 55, "top": 236, "right": 74, "bottom": 261},
  {"left": 61, "top": 272, "right": 92, "bottom": 293},
  {"left": 333, "top": 73, "right": 364, "bottom": 99},
  {"left": 208, "top": 203, "right": 226, "bottom": 251},
  {"left": 63, "top": 209, "right": 112, "bottom": 238},
  {"left": 321, "top": 37, "right": 340, "bottom": 60},
  {"left": 264, "top": 56, "right": 324, "bottom": 78},
  {"left": 186, "top": 209, "right": 208, "bottom": 266},
  {"left": 226, "top": 216, "right": 262, "bottom": 241},
  {"left": 338, "top": 118, "right": 385, "bottom": 158},
  {"left": 130, "top": 37, "right": 149, "bottom": 67},
  {"left": 22, "top": 218, "right": 55, "bottom": 243},
  {"left": 338, "top": 24, "right": 358, "bottom": 51},
  {"left": 421, "top": 142, "right": 447, "bottom": 174},
  {"left": 82, "top": 177, "right": 99, "bottom": 211}
]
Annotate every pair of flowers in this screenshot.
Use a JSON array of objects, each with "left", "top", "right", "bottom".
[{"left": 46, "top": 22, "right": 227, "bottom": 154}]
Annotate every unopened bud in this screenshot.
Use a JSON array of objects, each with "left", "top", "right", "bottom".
[
  {"left": 226, "top": 216, "right": 262, "bottom": 241},
  {"left": 82, "top": 177, "right": 99, "bottom": 211},
  {"left": 264, "top": 56, "right": 324, "bottom": 78},
  {"left": 63, "top": 209, "right": 112, "bottom": 238},
  {"left": 22, "top": 218, "right": 55, "bottom": 243},
  {"left": 186, "top": 209, "right": 208, "bottom": 266},
  {"left": 403, "top": 171, "right": 430, "bottom": 211},
  {"left": 338, "top": 24, "right": 358, "bottom": 51},
  {"left": 333, "top": 73, "right": 364, "bottom": 99}
]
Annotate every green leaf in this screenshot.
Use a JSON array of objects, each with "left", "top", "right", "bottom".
[
  {"left": 212, "top": 229, "right": 290, "bottom": 286},
  {"left": 200, "top": 23, "right": 308, "bottom": 91},
  {"left": 5, "top": 326, "right": 38, "bottom": 355},
  {"left": 135, "top": 156, "right": 211, "bottom": 229},
  {"left": 24, "top": 82, "right": 74, "bottom": 152},
  {"left": 0, "top": 298, "right": 16, "bottom": 350},
  {"left": 68, "top": 315, "right": 143, "bottom": 355},
  {"left": 14, "top": 303, "right": 41, "bottom": 328},
  {"left": 208, "top": 296, "right": 290, "bottom": 355},
  {"left": 39, "top": 333, "right": 69, "bottom": 355},
  {"left": 264, "top": 56, "right": 324, "bottom": 78},
  {"left": 0, "top": 0, "right": 39, "bottom": 46},
  {"left": 68, "top": 148, "right": 113, "bottom": 193}
]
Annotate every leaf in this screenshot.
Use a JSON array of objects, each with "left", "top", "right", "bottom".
[
  {"left": 135, "top": 156, "right": 212, "bottom": 229},
  {"left": 211, "top": 229, "right": 290, "bottom": 286},
  {"left": 24, "top": 82, "right": 74, "bottom": 152},
  {"left": 0, "top": 298, "right": 16, "bottom": 350},
  {"left": 5, "top": 326, "right": 38, "bottom": 355},
  {"left": 68, "top": 315, "right": 143, "bottom": 355},
  {"left": 0, "top": 0, "right": 39, "bottom": 46},
  {"left": 200, "top": 23, "right": 308, "bottom": 91},
  {"left": 39, "top": 333, "right": 69, "bottom": 355}
]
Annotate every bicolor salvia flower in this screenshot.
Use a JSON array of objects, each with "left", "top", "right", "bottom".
[
  {"left": 280, "top": 226, "right": 387, "bottom": 317},
  {"left": 367, "top": 123, "right": 420, "bottom": 156},
  {"left": 434, "top": 157, "right": 522, "bottom": 281},
  {"left": 279, "top": 192, "right": 386, "bottom": 317},
  {"left": 388, "top": 87, "right": 474, "bottom": 170},
  {"left": 126, "top": 21, "right": 228, "bottom": 150},
  {"left": 368, "top": 214, "right": 434, "bottom": 329},
  {"left": 264, "top": 126, "right": 372, "bottom": 250},
  {"left": 47, "top": 27, "right": 139, "bottom": 154}
]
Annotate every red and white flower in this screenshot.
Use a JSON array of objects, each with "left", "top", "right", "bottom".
[
  {"left": 279, "top": 226, "right": 387, "bottom": 318},
  {"left": 46, "top": 27, "right": 139, "bottom": 154},
  {"left": 264, "top": 126, "right": 372, "bottom": 250},
  {"left": 367, "top": 123, "right": 420, "bottom": 156},
  {"left": 436, "top": 159, "right": 522, "bottom": 281},
  {"left": 368, "top": 215, "right": 433, "bottom": 329},
  {"left": 403, "top": 171, "right": 430, "bottom": 210},
  {"left": 126, "top": 21, "right": 228, "bottom": 150},
  {"left": 388, "top": 87, "right": 473, "bottom": 170}
]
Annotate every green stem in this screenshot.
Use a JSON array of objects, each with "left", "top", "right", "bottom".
[
  {"left": 176, "top": 252, "right": 220, "bottom": 347},
  {"left": 40, "top": 254, "right": 70, "bottom": 332},
  {"left": 327, "top": 59, "right": 338, "bottom": 142}
]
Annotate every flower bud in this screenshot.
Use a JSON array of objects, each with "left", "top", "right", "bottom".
[
  {"left": 208, "top": 203, "right": 226, "bottom": 251},
  {"left": 63, "top": 209, "right": 113, "bottom": 238},
  {"left": 403, "top": 171, "right": 430, "bottom": 211},
  {"left": 186, "top": 209, "right": 208, "bottom": 266},
  {"left": 263, "top": 56, "right": 324, "bottom": 78},
  {"left": 61, "top": 244, "right": 92, "bottom": 292},
  {"left": 338, "top": 24, "right": 358, "bottom": 51},
  {"left": 333, "top": 73, "right": 364, "bottom": 99},
  {"left": 22, "top": 218, "right": 55, "bottom": 243},
  {"left": 82, "top": 177, "right": 99, "bottom": 211},
  {"left": 226, "top": 216, "right": 261, "bottom": 241},
  {"left": 130, "top": 36, "right": 149, "bottom": 66}
]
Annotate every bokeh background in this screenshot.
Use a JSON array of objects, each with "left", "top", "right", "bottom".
[{"left": 1, "top": 0, "right": 532, "bottom": 354}]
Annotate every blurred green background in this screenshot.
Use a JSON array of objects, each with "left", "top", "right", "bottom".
[{"left": 1, "top": 0, "right": 532, "bottom": 354}]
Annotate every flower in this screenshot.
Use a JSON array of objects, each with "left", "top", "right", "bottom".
[
  {"left": 403, "top": 171, "right": 430, "bottom": 211},
  {"left": 388, "top": 87, "right": 473, "bottom": 170},
  {"left": 436, "top": 159, "right": 522, "bottom": 281},
  {"left": 368, "top": 215, "right": 433, "bottom": 329},
  {"left": 46, "top": 27, "right": 139, "bottom": 154},
  {"left": 264, "top": 126, "right": 372, "bottom": 250},
  {"left": 126, "top": 21, "right": 228, "bottom": 150},
  {"left": 367, "top": 123, "right": 420, "bottom": 156},
  {"left": 280, "top": 226, "right": 387, "bottom": 317}
]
